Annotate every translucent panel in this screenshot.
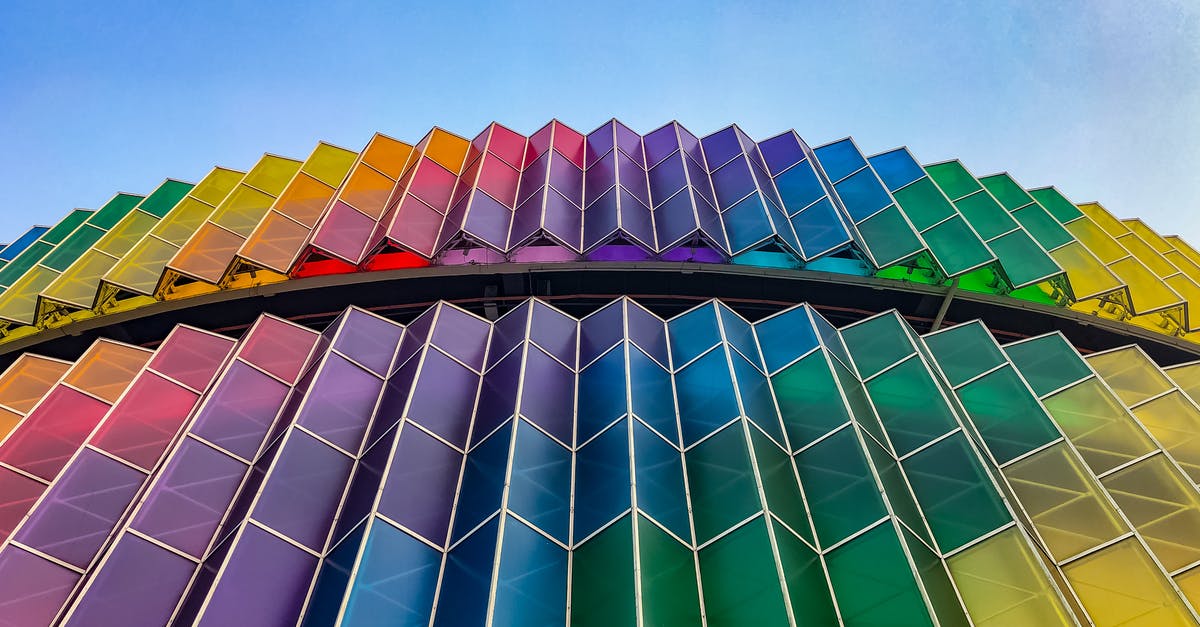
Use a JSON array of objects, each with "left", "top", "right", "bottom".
[
  {"left": 294, "top": 354, "right": 382, "bottom": 452},
  {"left": 340, "top": 521, "right": 440, "bottom": 627},
  {"left": 1101, "top": 454, "right": 1200, "bottom": 572},
  {"left": 1043, "top": 377, "right": 1157, "bottom": 475},
  {"left": 892, "top": 177, "right": 956, "bottom": 230},
  {"left": 869, "top": 149, "right": 927, "bottom": 190},
  {"left": 1004, "top": 334, "right": 1092, "bottom": 397},
  {"left": 194, "top": 523, "right": 318, "bottom": 627},
  {"left": 1012, "top": 205, "right": 1074, "bottom": 250},
  {"left": 633, "top": 421, "right": 690, "bottom": 541},
  {"left": 241, "top": 155, "right": 303, "bottom": 197},
  {"left": 491, "top": 517, "right": 568, "bottom": 627},
  {"left": 238, "top": 316, "right": 318, "bottom": 384},
  {"left": 210, "top": 184, "right": 278, "bottom": 236},
  {"left": 1086, "top": 348, "right": 1173, "bottom": 406},
  {"left": 858, "top": 205, "right": 925, "bottom": 266},
  {"left": 923, "top": 321, "right": 1005, "bottom": 387},
  {"left": 376, "top": 425, "right": 462, "bottom": 546},
  {"left": 978, "top": 174, "right": 1033, "bottom": 211},
  {"left": 773, "top": 525, "right": 838, "bottom": 625},
  {"left": 250, "top": 430, "right": 354, "bottom": 550},
  {"left": 574, "top": 421, "right": 631, "bottom": 540},
  {"left": 948, "top": 527, "right": 1074, "bottom": 626},
  {"left": 675, "top": 348, "right": 739, "bottom": 445},
  {"left": 698, "top": 517, "right": 790, "bottom": 627},
  {"left": 362, "top": 135, "right": 414, "bottom": 180},
  {"left": 451, "top": 422, "right": 511, "bottom": 542},
  {"left": 103, "top": 235, "right": 179, "bottom": 294},
  {"left": 168, "top": 222, "right": 244, "bottom": 283},
  {"left": 1003, "top": 443, "right": 1127, "bottom": 561},
  {"left": 1028, "top": 187, "right": 1085, "bottom": 223},
  {"left": 1132, "top": 390, "right": 1200, "bottom": 483},
  {"left": 826, "top": 523, "right": 934, "bottom": 626},
  {"left": 813, "top": 138, "right": 867, "bottom": 183},
  {"left": 1108, "top": 256, "right": 1183, "bottom": 314},
  {"left": 685, "top": 424, "right": 760, "bottom": 543},
  {"left": 238, "top": 210, "right": 310, "bottom": 271},
  {"left": 1051, "top": 241, "right": 1126, "bottom": 301},
  {"left": 956, "top": 365, "right": 1061, "bottom": 464},
  {"left": 94, "top": 209, "right": 159, "bottom": 256},
  {"left": 64, "top": 341, "right": 151, "bottom": 403},
  {"left": 570, "top": 515, "right": 635, "bottom": 627},
  {"left": 749, "top": 428, "right": 812, "bottom": 543},
  {"left": 61, "top": 533, "right": 196, "bottom": 627},
  {"left": 772, "top": 351, "right": 851, "bottom": 450},
  {"left": 0, "top": 546, "right": 80, "bottom": 626},
  {"left": 637, "top": 515, "right": 703, "bottom": 625},
  {"left": 507, "top": 420, "right": 571, "bottom": 542},
  {"left": 866, "top": 357, "right": 959, "bottom": 455},
  {"left": 902, "top": 434, "right": 1011, "bottom": 551},
  {"left": 434, "top": 516, "right": 498, "bottom": 626},
  {"left": 89, "top": 372, "right": 200, "bottom": 469},
  {"left": 840, "top": 313, "right": 914, "bottom": 379},
  {"left": 923, "top": 216, "right": 994, "bottom": 276},
  {"left": 924, "top": 162, "right": 983, "bottom": 200},
  {"left": 0, "top": 355, "right": 69, "bottom": 414},
  {"left": 188, "top": 360, "right": 290, "bottom": 460},
  {"left": 793, "top": 426, "right": 886, "bottom": 546},
  {"left": 986, "top": 229, "right": 1063, "bottom": 287},
  {"left": 1064, "top": 216, "right": 1131, "bottom": 264},
  {"left": 1062, "top": 538, "right": 1195, "bottom": 627},
  {"left": 0, "top": 386, "right": 111, "bottom": 480}
]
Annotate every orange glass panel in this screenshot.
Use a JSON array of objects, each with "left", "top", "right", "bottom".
[
  {"left": 63, "top": 340, "right": 152, "bottom": 402},
  {"left": 0, "top": 355, "right": 70, "bottom": 413},
  {"left": 340, "top": 164, "right": 396, "bottom": 219},
  {"left": 0, "top": 407, "right": 21, "bottom": 439},
  {"left": 168, "top": 223, "right": 245, "bottom": 284},
  {"left": 362, "top": 134, "right": 414, "bottom": 179},
  {"left": 422, "top": 128, "right": 471, "bottom": 173},
  {"left": 272, "top": 172, "right": 334, "bottom": 228},
  {"left": 238, "top": 211, "right": 311, "bottom": 272}
]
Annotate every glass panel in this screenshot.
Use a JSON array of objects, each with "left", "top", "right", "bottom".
[
  {"left": 1101, "top": 454, "right": 1200, "bottom": 572},
  {"left": 1062, "top": 538, "right": 1195, "bottom": 627},
  {"left": 948, "top": 527, "right": 1074, "bottom": 626}
]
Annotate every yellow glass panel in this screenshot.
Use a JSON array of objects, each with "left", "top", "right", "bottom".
[
  {"left": 947, "top": 527, "right": 1074, "bottom": 626},
  {"left": 1076, "top": 202, "right": 1131, "bottom": 238},
  {"left": 209, "top": 185, "right": 277, "bottom": 237},
  {"left": 238, "top": 211, "right": 310, "bottom": 272},
  {"left": 152, "top": 197, "right": 221, "bottom": 245},
  {"left": 1164, "top": 363, "right": 1200, "bottom": 401},
  {"left": 1063, "top": 538, "right": 1195, "bottom": 627},
  {"left": 1086, "top": 348, "right": 1174, "bottom": 406},
  {"left": 1003, "top": 442, "right": 1128, "bottom": 561},
  {"left": 1167, "top": 236, "right": 1200, "bottom": 271},
  {"left": 1119, "top": 232, "right": 1180, "bottom": 278},
  {"left": 362, "top": 134, "right": 414, "bottom": 180},
  {"left": 189, "top": 167, "right": 246, "bottom": 207},
  {"left": 273, "top": 172, "right": 334, "bottom": 228},
  {"left": 1101, "top": 454, "right": 1200, "bottom": 572},
  {"left": 0, "top": 406, "right": 21, "bottom": 439},
  {"left": 241, "top": 155, "right": 303, "bottom": 197},
  {"left": 1043, "top": 377, "right": 1157, "bottom": 475},
  {"left": 41, "top": 249, "right": 120, "bottom": 309},
  {"left": 0, "top": 266, "right": 59, "bottom": 325},
  {"left": 1132, "top": 390, "right": 1200, "bottom": 484},
  {"left": 1064, "top": 218, "right": 1130, "bottom": 264},
  {"left": 340, "top": 163, "right": 396, "bottom": 219},
  {"left": 64, "top": 340, "right": 152, "bottom": 402},
  {"left": 1177, "top": 567, "right": 1200, "bottom": 612},
  {"left": 1164, "top": 275, "right": 1200, "bottom": 331},
  {"left": 1109, "top": 256, "right": 1185, "bottom": 315},
  {"left": 0, "top": 354, "right": 69, "bottom": 413},
  {"left": 95, "top": 210, "right": 159, "bottom": 257},
  {"left": 1050, "top": 241, "right": 1126, "bottom": 301},
  {"left": 422, "top": 128, "right": 471, "bottom": 173},
  {"left": 103, "top": 236, "right": 179, "bottom": 295},
  {"left": 167, "top": 222, "right": 245, "bottom": 284},
  {"left": 1124, "top": 219, "right": 1175, "bottom": 254},
  {"left": 1166, "top": 250, "right": 1200, "bottom": 281},
  {"left": 301, "top": 143, "right": 357, "bottom": 189}
]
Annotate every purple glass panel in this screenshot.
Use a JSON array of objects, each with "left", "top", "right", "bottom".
[
  {"left": 584, "top": 122, "right": 615, "bottom": 168},
  {"left": 582, "top": 187, "right": 618, "bottom": 250},
  {"left": 547, "top": 154, "right": 583, "bottom": 207},
  {"left": 648, "top": 154, "right": 687, "bottom": 206},
  {"left": 584, "top": 244, "right": 654, "bottom": 262},
  {"left": 530, "top": 301, "right": 577, "bottom": 368},
  {"left": 0, "top": 546, "right": 79, "bottom": 627},
  {"left": 405, "top": 348, "right": 479, "bottom": 448},
  {"left": 509, "top": 245, "right": 577, "bottom": 263},
  {"left": 440, "top": 245, "right": 507, "bottom": 266},
  {"left": 471, "top": 350, "right": 521, "bottom": 447},
  {"left": 441, "top": 194, "right": 469, "bottom": 249},
  {"left": 15, "top": 449, "right": 145, "bottom": 568},
  {"left": 528, "top": 123, "right": 553, "bottom": 158},
  {"left": 331, "top": 425, "right": 392, "bottom": 546},
  {"left": 643, "top": 123, "right": 681, "bottom": 168},
  {"left": 368, "top": 358, "right": 417, "bottom": 448},
  {"left": 451, "top": 158, "right": 480, "bottom": 213},
  {"left": 63, "top": 534, "right": 195, "bottom": 627},
  {"left": 701, "top": 127, "right": 742, "bottom": 170},
  {"left": 519, "top": 347, "right": 574, "bottom": 444},
  {"left": 579, "top": 300, "right": 623, "bottom": 366},
  {"left": 613, "top": 121, "right": 644, "bottom": 167},
  {"left": 332, "top": 309, "right": 403, "bottom": 376},
  {"left": 462, "top": 190, "right": 514, "bottom": 250},
  {"left": 542, "top": 189, "right": 583, "bottom": 251},
  {"left": 378, "top": 426, "right": 463, "bottom": 546},
  {"left": 615, "top": 149, "right": 650, "bottom": 206},
  {"left": 295, "top": 354, "right": 383, "bottom": 452},
  {"left": 431, "top": 305, "right": 489, "bottom": 371},
  {"left": 194, "top": 524, "right": 318, "bottom": 627},
  {"left": 516, "top": 152, "right": 549, "bottom": 208},
  {"left": 387, "top": 196, "right": 442, "bottom": 257},
  {"left": 684, "top": 153, "right": 717, "bottom": 207},
  {"left": 395, "top": 307, "right": 435, "bottom": 370},
  {"left": 251, "top": 430, "right": 353, "bottom": 550},
  {"left": 487, "top": 302, "right": 530, "bottom": 370},
  {"left": 660, "top": 243, "right": 724, "bottom": 263},
  {"left": 617, "top": 189, "right": 655, "bottom": 249},
  {"left": 712, "top": 158, "right": 755, "bottom": 210},
  {"left": 132, "top": 437, "right": 247, "bottom": 557},
  {"left": 654, "top": 189, "right": 700, "bottom": 249},
  {"left": 190, "top": 360, "right": 290, "bottom": 460},
  {"left": 583, "top": 151, "right": 616, "bottom": 207},
  {"left": 695, "top": 195, "right": 728, "bottom": 251},
  {"left": 757, "top": 132, "right": 805, "bottom": 176},
  {"left": 148, "top": 327, "right": 235, "bottom": 391},
  {"left": 625, "top": 302, "right": 669, "bottom": 366}
]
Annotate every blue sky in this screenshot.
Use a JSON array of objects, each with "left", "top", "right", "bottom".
[{"left": 1, "top": 1, "right": 1197, "bottom": 242}]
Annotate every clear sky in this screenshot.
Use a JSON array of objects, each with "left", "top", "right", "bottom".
[{"left": 1, "top": 1, "right": 1197, "bottom": 243}]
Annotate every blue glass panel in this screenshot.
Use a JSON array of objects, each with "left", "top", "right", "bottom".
[
  {"left": 580, "top": 299, "right": 623, "bottom": 366},
  {"left": 653, "top": 188, "right": 699, "bottom": 248},
  {"left": 472, "top": 350, "right": 520, "bottom": 446},
  {"left": 492, "top": 517, "right": 568, "bottom": 627},
  {"left": 341, "top": 522, "right": 440, "bottom": 627},
  {"left": 508, "top": 421, "right": 571, "bottom": 542},
  {"left": 700, "top": 127, "right": 743, "bottom": 170},
  {"left": 757, "top": 133, "right": 804, "bottom": 176},
  {"left": 434, "top": 516, "right": 499, "bottom": 626},
  {"left": 302, "top": 520, "right": 365, "bottom": 626},
  {"left": 716, "top": 304, "right": 760, "bottom": 367},
  {"left": 0, "top": 226, "right": 49, "bottom": 261},
  {"left": 530, "top": 302, "right": 577, "bottom": 367},
  {"left": 649, "top": 153, "right": 687, "bottom": 204},
  {"left": 578, "top": 345, "right": 627, "bottom": 442},
  {"left": 676, "top": 348, "right": 739, "bottom": 445},
  {"left": 731, "top": 352, "right": 785, "bottom": 444},
  {"left": 834, "top": 168, "right": 893, "bottom": 222},
  {"left": 574, "top": 419, "right": 632, "bottom": 540},
  {"left": 753, "top": 306, "right": 818, "bottom": 374},
  {"left": 628, "top": 346, "right": 677, "bottom": 440},
  {"left": 632, "top": 421, "right": 691, "bottom": 540},
  {"left": 722, "top": 194, "right": 772, "bottom": 253},
  {"left": 667, "top": 303, "right": 720, "bottom": 366},
  {"left": 813, "top": 138, "right": 867, "bottom": 182},
  {"left": 712, "top": 159, "right": 756, "bottom": 210},
  {"left": 791, "top": 198, "right": 851, "bottom": 258},
  {"left": 868, "top": 149, "right": 926, "bottom": 191},
  {"left": 452, "top": 422, "right": 511, "bottom": 542}
]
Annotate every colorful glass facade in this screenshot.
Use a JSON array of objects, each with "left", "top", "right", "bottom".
[{"left": 0, "top": 121, "right": 1198, "bottom": 626}]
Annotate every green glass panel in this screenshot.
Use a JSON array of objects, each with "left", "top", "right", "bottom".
[
  {"left": 138, "top": 180, "right": 194, "bottom": 218},
  {"left": 840, "top": 313, "right": 914, "bottom": 379},
  {"left": 979, "top": 174, "right": 1033, "bottom": 212},
  {"left": 772, "top": 351, "right": 852, "bottom": 450},
  {"left": 924, "top": 162, "right": 981, "bottom": 201},
  {"left": 892, "top": 178, "right": 956, "bottom": 231},
  {"left": 637, "top": 515, "right": 702, "bottom": 625},
  {"left": 922, "top": 321, "right": 1005, "bottom": 387},
  {"left": 698, "top": 517, "right": 790, "bottom": 627},
  {"left": 1029, "top": 188, "right": 1085, "bottom": 223},
  {"left": 87, "top": 193, "right": 144, "bottom": 230},
  {"left": 793, "top": 426, "right": 886, "bottom": 546},
  {"left": 1008, "top": 282, "right": 1060, "bottom": 305},
  {"left": 875, "top": 264, "right": 941, "bottom": 286},
  {"left": 863, "top": 436, "right": 935, "bottom": 547},
  {"left": 866, "top": 357, "right": 959, "bottom": 456},
  {"left": 857, "top": 205, "right": 925, "bottom": 267},
  {"left": 987, "top": 230, "right": 1062, "bottom": 287},
  {"left": 0, "top": 240, "right": 52, "bottom": 288},
  {"left": 1012, "top": 205, "right": 1074, "bottom": 250},
  {"left": 749, "top": 427, "right": 813, "bottom": 543},
  {"left": 953, "top": 191, "right": 1017, "bottom": 240},
  {"left": 922, "top": 216, "right": 994, "bottom": 276},
  {"left": 956, "top": 366, "right": 1061, "bottom": 464},
  {"left": 684, "top": 424, "right": 760, "bottom": 543},
  {"left": 903, "top": 434, "right": 1011, "bottom": 551},
  {"left": 570, "top": 515, "right": 635, "bottom": 627},
  {"left": 1003, "top": 334, "right": 1091, "bottom": 397},
  {"left": 826, "top": 523, "right": 934, "bottom": 627},
  {"left": 41, "top": 209, "right": 94, "bottom": 244},
  {"left": 41, "top": 224, "right": 106, "bottom": 271},
  {"left": 773, "top": 526, "right": 838, "bottom": 626},
  {"left": 898, "top": 525, "right": 971, "bottom": 627},
  {"left": 832, "top": 361, "right": 890, "bottom": 449},
  {"left": 955, "top": 266, "right": 1010, "bottom": 296}
]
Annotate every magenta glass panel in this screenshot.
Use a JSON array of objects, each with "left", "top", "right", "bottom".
[
  {"left": 408, "top": 159, "right": 456, "bottom": 212},
  {"left": 0, "top": 470, "right": 46, "bottom": 540},
  {"left": 551, "top": 123, "right": 586, "bottom": 169},
  {"left": 0, "top": 386, "right": 110, "bottom": 480},
  {"left": 331, "top": 309, "right": 403, "bottom": 376},
  {"left": 251, "top": 430, "right": 354, "bottom": 550},
  {"left": 194, "top": 524, "right": 318, "bottom": 627},
  {"left": 189, "top": 361, "right": 290, "bottom": 460},
  {"left": 477, "top": 156, "right": 520, "bottom": 208},
  {"left": 405, "top": 348, "right": 479, "bottom": 448},
  {"left": 379, "top": 425, "right": 464, "bottom": 546},
  {"left": 430, "top": 305, "right": 489, "bottom": 371},
  {"left": 387, "top": 196, "right": 443, "bottom": 256},
  {"left": 15, "top": 448, "right": 145, "bottom": 568},
  {"left": 0, "top": 546, "right": 79, "bottom": 627},
  {"left": 131, "top": 437, "right": 247, "bottom": 557},
  {"left": 62, "top": 534, "right": 196, "bottom": 627},
  {"left": 311, "top": 201, "right": 376, "bottom": 262},
  {"left": 487, "top": 125, "right": 528, "bottom": 169},
  {"left": 148, "top": 327, "right": 235, "bottom": 391},
  {"left": 89, "top": 372, "right": 198, "bottom": 469},
  {"left": 237, "top": 317, "right": 319, "bottom": 384},
  {"left": 519, "top": 346, "right": 574, "bottom": 444},
  {"left": 295, "top": 354, "right": 382, "bottom": 453},
  {"left": 509, "top": 245, "right": 578, "bottom": 263}
]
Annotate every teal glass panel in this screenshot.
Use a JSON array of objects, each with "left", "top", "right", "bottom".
[
  {"left": 772, "top": 351, "right": 852, "bottom": 450},
  {"left": 433, "top": 516, "right": 499, "bottom": 626},
  {"left": 41, "top": 224, "right": 107, "bottom": 271},
  {"left": 866, "top": 357, "right": 959, "bottom": 455},
  {"left": 628, "top": 347, "right": 677, "bottom": 440},
  {"left": 923, "top": 217, "right": 994, "bottom": 276},
  {"left": 1029, "top": 188, "right": 1085, "bottom": 223},
  {"left": 956, "top": 365, "right": 1061, "bottom": 464},
  {"left": 986, "top": 229, "right": 1062, "bottom": 287},
  {"left": 953, "top": 190, "right": 1018, "bottom": 240},
  {"left": 685, "top": 424, "right": 760, "bottom": 543},
  {"left": 892, "top": 177, "right": 956, "bottom": 231},
  {"left": 1012, "top": 205, "right": 1074, "bottom": 250},
  {"left": 793, "top": 426, "right": 886, "bottom": 546},
  {"left": 731, "top": 352, "right": 785, "bottom": 444},
  {"left": 676, "top": 348, "right": 739, "bottom": 445},
  {"left": 570, "top": 515, "right": 635, "bottom": 627},
  {"left": 840, "top": 313, "right": 914, "bottom": 379},
  {"left": 574, "top": 420, "right": 631, "bottom": 541},
  {"left": 826, "top": 523, "right": 934, "bottom": 627},
  {"left": 637, "top": 515, "right": 702, "bottom": 625},
  {"left": 754, "top": 306, "right": 819, "bottom": 374},
  {"left": 858, "top": 205, "right": 925, "bottom": 266},
  {"left": 341, "top": 522, "right": 440, "bottom": 627},
  {"left": 922, "top": 321, "right": 1005, "bottom": 387},
  {"left": 1003, "top": 334, "right": 1091, "bottom": 397},
  {"left": 924, "top": 162, "right": 982, "bottom": 201},
  {"left": 716, "top": 303, "right": 761, "bottom": 367},
  {"left": 773, "top": 525, "right": 838, "bottom": 626},
  {"left": 491, "top": 517, "right": 568, "bottom": 627},
  {"left": 668, "top": 303, "right": 721, "bottom": 366},
  {"left": 88, "top": 193, "right": 144, "bottom": 230},
  {"left": 749, "top": 427, "right": 813, "bottom": 543},
  {"left": 863, "top": 437, "right": 936, "bottom": 548},
  {"left": 633, "top": 421, "right": 691, "bottom": 541},
  {"left": 698, "top": 517, "right": 790, "bottom": 627},
  {"left": 508, "top": 421, "right": 571, "bottom": 542},
  {"left": 902, "top": 434, "right": 1012, "bottom": 552},
  {"left": 979, "top": 174, "right": 1033, "bottom": 212},
  {"left": 790, "top": 198, "right": 851, "bottom": 257}
]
